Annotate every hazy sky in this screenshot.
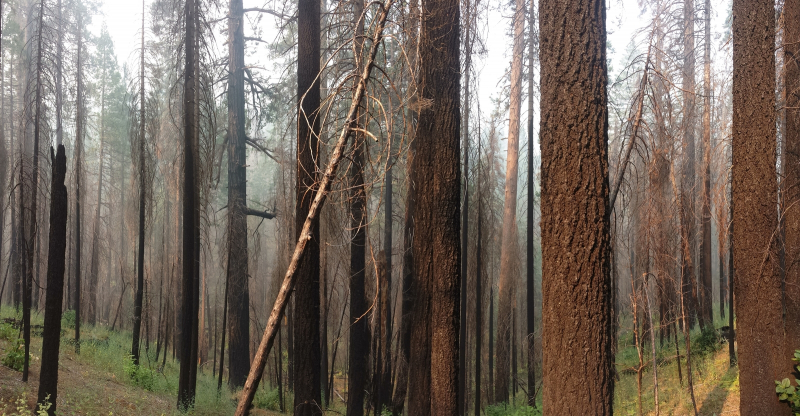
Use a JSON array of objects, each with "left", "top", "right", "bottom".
[{"left": 96, "top": 0, "right": 727, "bottom": 156}]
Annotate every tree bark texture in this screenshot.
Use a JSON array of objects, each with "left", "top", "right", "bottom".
[
  {"left": 539, "top": 0, "right": 613, "bottom": 413},
  {"left": 407, "top": 0, "right": 461, "bottom": 413},
  {"left": 732, "top": 0, "right": 786, "bottom": 413},
  {"left": 227, "top": 0, "right": 252, "bottom": 389}
]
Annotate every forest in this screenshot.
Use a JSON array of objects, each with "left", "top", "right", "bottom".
[{"left": 0, "top": 0, "right": 797, "bottom": 414}]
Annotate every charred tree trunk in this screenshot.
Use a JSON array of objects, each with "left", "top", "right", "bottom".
[
  {"left": 346, "top": 3, "right": 368, "bottom": 412},
  {"left": 294, "top": 0, "right": 322, "bottom": 411},
  {"left": 495, "top": 0, "right": 525, "bottom": 402},
  {"left": 539, "top": 0, "right": 613, "bottom": 412},
  {"left": 37, "top": 146, "right": 68, "bottom": 415},
  {"left": 177, "top": 0, "right": 200, "bottom": 407},
  {"left": 227, "top": 0, "right": 252, "bottom": 389},
  {"left": 132, "top": 0, "right": 147, "bottom": 366},
  {"left": 732, "top": 0, "right": 785, "bottom": 412},
  {"left": 406, "top": 0, "right": 461, "bottom": 413}
]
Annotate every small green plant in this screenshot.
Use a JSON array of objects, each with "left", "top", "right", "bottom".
[
  {"left": 776, "top": 349, "right": 800, "bottom": 415},
  {"left": 3, "top": 394, "right": 50, "bottom": 416},
  {"left": 61, "top": 310, "right": 76, "bottom": 329},
  {"left": 2, "top": 338, "right": 28, "bottom": 371},
  {"left": 0, "top": 322, "right": 15, "bottom": 340},
  {"left": 485, "top": 403, "right": 541, "bottom": 416},
  {"left": 123, "top": 355, "right": 156, "bottom": 391}
]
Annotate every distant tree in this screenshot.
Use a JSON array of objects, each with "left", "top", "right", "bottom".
[
  {"left": 495, "top": 0, "right": 525, "bottom": 402},
  {"left": 539, "top": 0, "right": 613, "bottom": 413}
]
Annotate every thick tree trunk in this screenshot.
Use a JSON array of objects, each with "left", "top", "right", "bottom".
[
  {"left": 178, "top": 0, "right": 200, "bottom": 407},
  {"left": 406, "top": 0, "right": 461, "bottom": 413},
  {"left": 37, "top": 146, "right": 68, "bottom": 415},
  {"left": 294, "top": 0, "right": 322, "bottom": 411},
  {"left": 227, "top": 0, "right": 252, "bottom": 389},
  {"left": 539, "top": 0, "right": 613, "bottom": 413},
  {"left": 495, "top": 0, "right": 525, "bottom": 402},
  {"left": 732, "top": 0, "right": 786, "bottom": 413},
  {"left": 347, "top": 2, "right": 368, "bottom": 414}
]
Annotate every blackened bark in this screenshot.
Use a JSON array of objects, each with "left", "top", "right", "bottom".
[
  {"left": 475, "top": 161, "right": 483, "bottom": 416},
  {"left": 178, "top": 0, "right": 200, "bottom": 407},
  {"left": 37, "top": 146, "right": 68, "bottom": 415},
  {"left": 407, "top": 0, "right": 461, "bottom": 413},
  {"left": 227, "top": 0, "right": 251, "bottom": 389},
  {"left": 732, "top": 0, "right": 785, "bottom": 413},
  {"left": 539, "top": 0, "right": 613, "bottom": 413},
  {"left": 132, "top": 0, "right": 147, "bottom": 366},
  {"left": 346, "top": 3, "right": 368, "bottom": 411},
  {"left": 295, "top": 0, "right": 322, "bottom": 411}
]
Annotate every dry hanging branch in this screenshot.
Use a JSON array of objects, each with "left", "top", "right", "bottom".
[{"left": 234, "top": 1, "right": 396, "bottom": 413}]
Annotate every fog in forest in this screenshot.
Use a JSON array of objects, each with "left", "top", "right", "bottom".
[{"left": 0, "top": 0, "right": 797, "bottom": 415}]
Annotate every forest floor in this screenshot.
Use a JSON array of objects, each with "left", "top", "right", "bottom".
[{"left": 0, "top": 305, "right": 744, "bottom": 415}]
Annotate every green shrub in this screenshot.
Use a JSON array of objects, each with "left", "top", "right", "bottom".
[
  {"left": 123, "top": 355, "right": 156, "bottom": 391},
  {"left": 0, "top": 322, "right": 15, "bottom": 340},
  {"left": 2, "top": 338, "right": 29, "bottom": 371},
  {"left": 61, "top": 310, "right": 76, "bottom": 329},
  {"left": 253, "top": 387, "right": 283, "bottom": 411},
  {"left": 776, "top": 349, "right": 800, "bottom": 415},
  {"left": 692, "top": 326, "right": 723, "bottom": 356}
]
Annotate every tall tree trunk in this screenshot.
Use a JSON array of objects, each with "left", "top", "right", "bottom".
[
  {"left": 295, "top": 0, "right": 322, "bottom": 410},
  {"left": 539, "top": 0, "right": 613, "bottom": 412},
  {"left": 783, "top": 0, "right": 800, "bottom": 375},
  {"left": 23, "top": 0, "right": 46, "bottom": 381},
  {"left": 227, "top": 0, "right": 251, "bottom": 389},
  {"left": 680, "top": 0, "right": 701, "bottom": 331},
  {"left": 732, "top": 0, "right": 785, "bottom": 412},
  {"left": 495, "top": 0, "right": 525, "bottom": 402},
  {"left": 178, "top": 0, "right": 200, "bottom": 407},
  {"left": 525, "top": 0, "right": 536, "bottom": 406},
  {"left": 699, "top": 0, "right": 713, "bottom": 328},
  {"left": 37, "top": 146, "right": 67, "bottom": 415},
  {"left": 88, "top": 90, "right": 106, "bottom": 327},
  {"left": 475, "top": 151, "right": 483, "bottom": 416},
  {"left": 132, "top": 0, "right": 147, "bottom": 365},
  {"left": 406, "top": 0, "right": 460, "bottom": 413},
  {"left": 346, "top": 3, "right": 368, "bottom": 413},
  {"left": 459, "top": 0, "right": 472, "bottom": 410},
  {"left": 74, "top": 10, "right": 84, "bottom": 353}
]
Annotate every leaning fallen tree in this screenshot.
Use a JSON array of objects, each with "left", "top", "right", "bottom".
[{"left": 235, "top": 1, "right": 396, "bottom": 413}]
